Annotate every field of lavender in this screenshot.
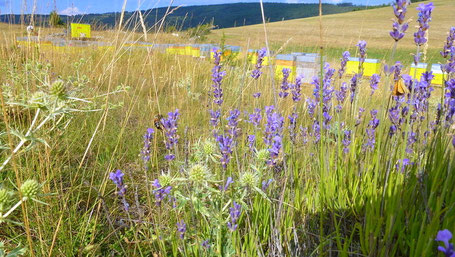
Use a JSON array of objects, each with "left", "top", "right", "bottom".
[{"left": 0, "top": 1, "right": 455, "bottom": 256}]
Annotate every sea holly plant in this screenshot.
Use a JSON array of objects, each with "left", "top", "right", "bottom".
[{"left": 0, "top": 60, "right": 126, "bottom": 172}]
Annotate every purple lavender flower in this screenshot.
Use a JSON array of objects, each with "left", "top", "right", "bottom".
[
  {"left": 202, "top": 240, "right": 211, "bottom": 249},
  {"left": 406, "top": 131, "right": 417, "bottom": 154},
  {"left": 291, "top": 75, "right": 303, "bottom": 102},
  {"left": 355, "top": 107, "right": 366, "bottom": 126},
  {"left": 109, "top": 170, "right": 126, "bottom": 197},
  {"left": 444, "top": 79, "right": 455, "bottom": 124},
  {"left": 414, "top": 2, "right": 434, "bottom": 46},
  {"left": 311, "top": 63, "right": 335, "bottom": 112},
  {"left": 209, "top": 109, "right": 221, "bottom": 127},
  {"left": 323, "top": 112, "right": 332, "bottom": 129},
  {"left": 109, "top": 170, "right": 129, "bottom": 211},
  {"left": 141, "top": 128, "right": 154, "bottom": 170},
  {"left": 364, "top": 109, "right": 380, "bottom": 151},
  {"left": 162, "top": 109, "right": 180, "bottom": 161},
  {"left": 211, "top": 49, "right": 226, "bottom": 106},
  {"left": 452, "top": 135, "right": 455, "bottom": 148},
  {"left": 261, "top": 179, "right": 273, "bottom": 191},
  {"left": 395, "top": 158, "right": 412, "bottom": 172},
  {"left": 227, "top": 109, "right": 241, "bottom": 140},
  {"left": 251, "top": 48, "right": 267, "bottom": 79},
  {"left": 307, "top": 98, "right": 317, "bottom": 118},
  {"left": 268, "top": 135, "right": 282, "bottom": 166},
  {"left": 350, "top": 74, "right": 359, "bottom": 104},
  {"left": 335, "top": 82, "right": 348, "bottom": 112},
  {"left": 369, "top": 74, "right": 381, "bottom": 95},
  {"left": 441, "top": 28, "right": 455, "bottom": 59},
  {"left": 312, "top": 120, "right": 321, "bottom": 144},
  {"left": 390, "top": 0, "right": 410, "bottom": 42},
  {"left": 279, "top": 68, "right": 291, "bottom": 98},
  {"left": 227, "top": 202, "right": 241, "bottom": 231},
  {"left": 356, "top": 40, "right": 367, "bottom": 66},
  {"left": 436, "top": 229, "right": 455, "bottom": 257},
  {"left": 222, "top": 177, "right": 234, "bottom": 191},
  {"left": 217, "top": 133, "right": 233, "bottom": 169},
  {"left": 300, "top": 126, "right": 309, "bottom": 145},
  {"left": 338, "top": 51, "right": 350, "bottom": 79},
  {"left": 152, "top": 179, "right": 172, "bottom": 206},
  {"left": 253, "top": 92, "right": 261, "bottom": 98},
  {"left": 289, "top": 112, "right": 298, "bottom": 144},
  {"left": 384, "top": 64, "right": 396, "bottom": 76},
  {"left": 177, "top": 220, "right": 187, "bottom": 239},
  {"left": 342, "top": 130, "right": 352, "bottom": 153},
  {"left": 247, "top": 134, "right": 256, "bottom": 152},
  {"left": 249, "top": 108, "right": 262, "bottom": 127},
  {"left": 263, "top": 106, "right": 284, "bottom": 146}
]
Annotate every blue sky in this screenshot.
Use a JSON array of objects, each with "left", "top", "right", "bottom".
[{"left": 0, "top": 0, "right": 391, "bottom": 15}]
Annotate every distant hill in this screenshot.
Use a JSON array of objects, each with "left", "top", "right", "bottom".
[{"left": 0, "top": 2, "right": 378, "bottom": 30}]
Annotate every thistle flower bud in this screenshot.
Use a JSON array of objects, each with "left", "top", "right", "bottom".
[
  {"left": 188, "top": 164, "right": 211, "bottom": 184},
  {"left": 29, "top": 91, "right": 47, "bottom": 108},
  {"left": 202, "top": 139, "right": 216, "bottom": 156},
  {"left": 50, "top": 80, "right": 67, "bottom": 99},
  {"left": 240, "top": 171, "right": 258, "bottom": 188},
  {"left": 158, "top": 174, "right": 172, "bottom": 187},
  {"left": 256, "top": 149, "right": 270, "bottom": 164},
  {"left": 20, "top": 179, "right": 40, "bottom": 200}
]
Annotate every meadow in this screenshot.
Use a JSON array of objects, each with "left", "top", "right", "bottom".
[{"left": 0, "top": 0, "right": 455, "bottom": 256}]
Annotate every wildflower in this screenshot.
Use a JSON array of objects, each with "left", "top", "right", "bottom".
[
  {"left": 300, "top": 126, "right": 309, "bottom": 145},
  {"left": 307, "top": 98, "right": 317, "bottom": 118},
  {"left": 289, "top": 112, "right": 298, "bottom": 144},
  {"left": 109, "top": 170, "right": 129, "bottom": 210},
  {"left": 390, "top": 0, "right": 410, "bottom": 42},
  {"left": 216, "top": 133, "right": 233, "bottom": 169},
  {"left": 364, "top": 109, "right": 380, "bottom": 151},
  {"left": 161, "top": 109, "right": 180, "bottom": 161},
  {"left": 338, "top": 51, "right": 350, "bottom": 79},
  {"left": 201, "top": 240, "right": 211, "bottom": 249},
  {"left": 435, "top": 229, "right": 455, "bottom": 257},
  {"left": 227, "top": 109, "right": 241, "bottom": 140},
  {"left": 152, "top": 179, "right": 172, "bottom": 206},
  {"left": 335, "top": 82, "right": 348, "bottom": 112},
  {"left": 227, "top": 202, "right": 241, "bottom": 231},
  {"left": 240, "top": 171, "right": 259, "bottom": 187},
  {"left": 291, "top": 75, "right": 303, "bottom": 102},
  {"left": 312, "top": 120, "right": 321, "bottom": 144},
  {"left": 369, "top": 74, "right": 381, "bottom": 95},
  {"left": 263, "top": 106, "right": 284, "bottom": 146},
  {"left": 268, "top": 135, "right": 282, "bottom": 166},
  {"left": 211, "top": 49, "right": 225, "bottom": 106},
  {"left": 253, "top": 92, "right": 262, "bottom": 98},
  {"left": 350, "top": 74, "right": 359, "bottom": 104},
  {"left": 141, "top": 128, "right": 154, "bottom": 170},
  {"left": 247, "top": 134, "right": 256, "bottom": 152},
  {"left": 248, "top": 108, "right": 262, "bottom": 127},
  {"left": 256, "top": 149, "right": 270, "bottom": 164},
  {"left": 20, "top": 179, "right": 40, "bottom": 200},
  {"left": 440, "top": 27, "right": 455, "bottom": 59},
  {"left": 356, "top": 40, "right": 367, "bottom": 66},
  {"left": 395, "top": 158, "right": 412, "bottom": 172},
  {"left": 50, "top": 79, "right": 67, "bottom": 99},
  {"left": 188, "top": 164, "right": 211, "bottom": 184},
  {"left": 261, "top": 179, "right": 273, "bottom": 191},
  {"left": 355, "top": 107, "right": 366, "bottom": 126},
  {"left": 209, "top": 109, "right": 221, "bottom": 128},
  {"left": 414, "top": 2, "right": 434, "bottom": 46},
  {"left": 251, "top": 48, "right": 267, "bottom": 79},
  {"left": 342, "top": 130, "right": 352, "bottom": 153},
  {"left": 177, "top": 220, "right": 187, "bottom": 239},
  {"left": 279, "top": 68, "right": 291, "bottom": 98},
  {"left": 221, "top": 177, "right": 234, "bottom": 191}
]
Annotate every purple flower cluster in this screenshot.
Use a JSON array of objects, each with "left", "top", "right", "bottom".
[
  {"left": 444, "top": 79, "right": 455, "bottom": 125},
  {"left": 251, "top": 48, "right": 267, "bottom": 79},
  {"left": 414, "top": 2, "right": 434, "bottom": 46},
  {"left": 312, "top": 120, "right": 321, "bottom": 144},
  {"left": 311, "top": 63, "right": 335, "bottom": 113},
  {"left": 335, "top": 82, "right": 348, "bottom": 112},
  {"left": 227, "top": 202, "right": 241, "bottom": 231},
  {"left": 263, "top": 106, "right": 284, "bottom": 165},
  {"left": 441, "top": 28, "right": 455, "bottom": 74},
  {"left": 364, "top": 109, "right": 380, "bottom": 151},
  {"left": 227, "top": 109, "right": 241, "bottom": 140},
  {"left": 152, "top": 179, "right": 172, "bottom": 206},
  {"left": 261, "top": 178, "right": 273, "bottom": 191},
  {"left": 211, "top": 49, "right": 225, "bottom": 106},
  {"left": 289, "top": 112, "right": 298, "bottom": 144},
  {"left": 300, "top": 126, "right": 309, "bottom": 145},
  {"left": 338, "top": 51, "right": 350, "bottom": 79},
  {"left": 290, "top": 75, "right": 303, "bottom": 102},
  {"left": 369, "top": 74, "right": 381, "bottom": 96},
  {"left": 162, "top": 109, "right": 180, "bottom": 161},
  {"left": 141, "top": 128, "right": 154, "bottom": 170},
  {"left": 389, "top": 96, "right": 406, "bottom": 136},
  {"left": 350, "top": 74, "right": 359, "bottom": 104},
  {"left": 355, "top": 107, "right": 366, "bottom": 126},
  {"left": 249, "top": 108, "right": 262, "bottom": 127},
  {"left": 217, "top": 133, "right": 233, "bottom": 169},
  {"left": 342, "top": 130, "right": 352, "bottom": 153},
  {"left": 390, "top": 0, "right": 410, "bottom": 42},
  {"left": 356, "top": 40, "right": 367, "bottom": 67},
  {"left": 176, "top": 220, "right": 187, "bottom": 239},
  {"left": 221, "top": 177, "right": 234, "bottom": 191},
  {"left": 109, "top": 170, "right": 129, "bottom": 211},
  {"left": 436, "top": 229, "right": 455, "bottom": 257},
  {"left": 279, "top": 68, "right": 291, "bottom": 98},
  {"left": 395, "top": 158, "right": 411, "bottom": 172}
]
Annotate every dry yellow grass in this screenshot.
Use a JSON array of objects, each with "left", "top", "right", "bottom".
[{"left": 211, "top": 0, "right": 454, "bottom": 51}]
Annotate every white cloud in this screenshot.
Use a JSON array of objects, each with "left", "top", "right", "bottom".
[{"left": 59, "top": 6, "right": 84, "bottom": 16}]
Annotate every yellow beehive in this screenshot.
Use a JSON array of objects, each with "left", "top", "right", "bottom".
[
  {"left": 185, "top": 45, "right": 193, "bottom": 56},
  {"left": 431, "top": 64, "right": 444, "bottom": 85},
  {"left": 191, "top": 46, "right": 200, "bottom": 58},
  {"left": 346, "top": 58, "right": 381, "bottom": 76},
  {"left": 410, "top": 63, "right": 428, "bottom": 79},
  {"left": 70, "top": 23, "right": 91, "bottom": 38},
  {"left": 275, "top": 54, "right": 296, "bottom": 81}
]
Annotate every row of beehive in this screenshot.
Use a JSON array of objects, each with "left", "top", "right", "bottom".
[{"left": 16, "top": 37, "right": 446, "bottom": 85}]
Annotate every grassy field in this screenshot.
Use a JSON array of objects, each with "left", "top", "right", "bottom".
[{"left": 0, "top": 0, "right": 455, "bottom": 256}]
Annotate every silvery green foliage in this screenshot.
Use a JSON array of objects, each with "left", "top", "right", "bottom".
[{"left": 0, "top": 59, "right": 127, "bottom": 172}]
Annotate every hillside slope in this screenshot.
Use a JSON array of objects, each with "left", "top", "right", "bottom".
[{"left": 213, "top": 0, "right": 454, "bottom": 51}]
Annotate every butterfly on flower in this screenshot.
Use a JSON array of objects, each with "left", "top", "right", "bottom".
[
  {"left": 392, "top": 79, "right": 409, "bottom": 96},
  {"left": 154, "top": 114, "right": 164, "bottom": 130}
]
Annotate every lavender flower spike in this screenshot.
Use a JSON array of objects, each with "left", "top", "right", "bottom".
[
  {"left": 369, "top": 74, "right": 381, "bottom": 95},
  {"left": 109, "top": 170, "right": 129, "bottom": 210},
  {"left": 177, "top": 220, "right": 187, "bottom": 239},
  {"left": 227, "top": 202, "right": 241, "bottom": 231},
  {"left": 435, "top": 229, "right": 455, "bottom": 257},
  {"left": 338, "top": 51, "right": 350, "bottom": 79},
  {"left": 161, "top": 109, "right": 180, "bottom": 161},
  {"left": 211, "top": 49, "right": 226, "bottom": 106},
  {"left": 141, "top": 128, "right": 154, "bottom": 170},
  {"left": 251, "top": 47, "right": 267, "bottom": 79},
  {"left": 390, "top": 0, "right": 410, "bottom": 42},
  {"left": 414, "top": 2, "right": 434, "bottom": 46}
]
